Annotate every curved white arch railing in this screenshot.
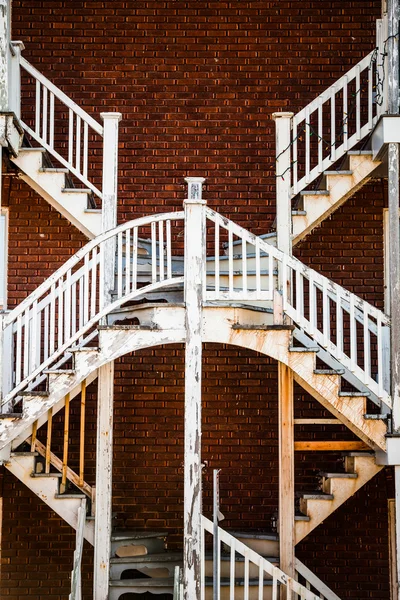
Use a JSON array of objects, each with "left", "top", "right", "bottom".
[
  {"left": 2, "top": 212, "right": 184, "bottom": 403},
  {"left": 2, "top": 206, "right": 391, "bottom": 409}
]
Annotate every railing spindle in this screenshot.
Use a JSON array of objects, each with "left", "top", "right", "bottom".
[
  {"left": 363, "top": 305, "right": 371, "bottom": 381},
  {"left": 44, "top": 304, "right": 49, "bottom": 361},
  {"left": 57, "top": 278, "right": 64, "bottom": 349},
  {"left": 242, "top": 237, "right": 247, "bottom": 296},
  {"left": 244, "top": 555, "right": 249, "bottom": 600},
  {"left": 293, "top": 119, "right": 298, "bottom": 194},
  {"left": 336, "top": 288, "right": 343, "bottom": 358},
  {"left": 350, "top": 294, "right": 357, "bottom": 371},
  {"left": 330, "top": 87, "right": 336, "bottom": 162},
  {"left": 343, "top": 77, "right": 348, "bottom": 152},
  {"left": 166, "top": 221, "right": 172, "bottom": 280},
  {"left": 125, "top": 229, "right": 131, "bottom": 293},
  {"left": 322, "top": 279, "right": 329, "bottom": 348},
  {"left": 356, "top": 65, "right": 361, "bottom": 140},
  {"left": 75, "top": 115, "right": 81, "bottom": 174},
  {"left": 83, "top": 121, "right": 88, "bottom": 180},
  {"left": 215, "top": 220, "right": 220, "bottom": 298},
  {"left": 230, "top": 539, "right": 235, "bottom": 600},
  {"left": 61, "top": 393, "right": 70, "bottom": 494},
  {"left": 15, "top": 315, "right": 22, "bottom": 385},
  {"left": 68, "top": 108, "right": 74, "bottom": 165},
  {"left": 42, "top": 86, "right": 48, "bottom": 145},
  {"left": 151, "top": 221, "right": 157, "bottom": 284},
  {"left": 65, "top": 270, "right": 72, "bottom": 342},
  {"left": 228, "top": 223, "right": 233, "bottom": 294},
  {"left": 368, "top": 65, "right": 373, "bottom": 129},
  {"left": 159, "top": 221, "right": 165, "bottom": 281},
  {"left": 83, "top": 255, "right": 89, "bottom": 324},
  {"left": 45, "top": 407, "right": 53, "bottom": 474},
  {"left": 305, "top": 108, "right": 310, "bottom": 183},
  {"left": 91, "top": 248, "right": 97, "bottom": 317},
  {"left": 132, "top": 227, "right": 138, "bottom": 291},
  {"left": 255, "top": 237, "right": 261, "bottom": 295},
  {"left": 35, "top": 80, "right": 41, "bottom": 136},
  {"left": 117, "top": 232, "right": 123, "bottom": 298},
  {"left": 318, "top": 103, "right": 323, "bottom": 171},
  {"left": 79, "top": 381, "right": 86, "bottom": 488},
  {"left": 31, "top": 420, "right": 38, "bottom": 452},
  {"left": 49, "top": 91, "right": 55, "bottom": 149}
]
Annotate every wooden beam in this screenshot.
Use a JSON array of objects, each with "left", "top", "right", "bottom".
[
  {"left": 294, "top": 441, "right": 370, "bottom": 451},
  {"left": 183, "top": 179, "right": 206, "bottom": 600},
  {"left": 278, "top": 362, "right": 295, "bottom": 580},
  {"left": 93, "top": 361, "right": 114, "bottom": 600}
]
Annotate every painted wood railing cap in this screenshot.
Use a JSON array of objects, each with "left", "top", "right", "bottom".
[
  {"left": 272, "top": 111, "right": 294, "bottom": 120},
  {"left": 184, "top": 177, "right": 207, "bottom": 204}
]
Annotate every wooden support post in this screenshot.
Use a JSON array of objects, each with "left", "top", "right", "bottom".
[
  {"left": 387, "top": 0, "right": 400, "bottom": 432},
  {"left": 272, "top": 112, "right": 294, "bottom": 258},
  {"left": 60, "top": 393, "right": 70, "bottom": 494},
  {"left": 79, "top": 381, "right": 86, "bottom": 488},
  {"left": 100, "top": 112, "right": 121, "bottom": 312},
  {"left": 0, "top": 1, "right": 11, "bottom": 112},
  {"left": 393, "top": 466, "right": 400, "bottom": 600},
  {"left": 278, "top": 362, "right": 295, "bottom": 582},
  {"left": 93, "top": 361, "right": 114, "bottom": 600},
  {"left": 183, "top": 177, "right": 206, "bottom": 600}
]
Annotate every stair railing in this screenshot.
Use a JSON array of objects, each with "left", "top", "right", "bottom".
[
  {"left": 1, "top": 212, "right": 184, "bottom": 405},
  {"left": 275, "top": 17, "right": 388, "bottom": 199},
  {"left": 11, "top": 45, "right": 107, "bottom": 198},
  {"left": 1, "top": 207, "right": 391, "bottom": 410},
  {"left": 201, "top": 515, "right": 323, "bottom": 600},
  {"left": 206, "top": 208, "right": 391, "bottom": 407}
]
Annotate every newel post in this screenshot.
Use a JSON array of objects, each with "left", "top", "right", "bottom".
[
  {"left": 183, "top": 176, "right": 206, "bottom": 600},
  {"left": 0, "top": 0, "right": 11, "bottom": 113},
  {"left": 272, "top": 112, "right": 293, "bottom": 257},
  {"left": 93, "top": 112, "right": 121, "bottom": 600},
  {"left": 9, "top": 41, "right": 24, "bottom": 119}
]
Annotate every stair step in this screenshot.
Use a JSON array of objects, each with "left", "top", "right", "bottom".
[
  {"left": 320, "top": 472, "right": 358, "bottom": 479},
  {"left": 85, "top": 208, "right": 101, "bottom": 213},
  {"left": 314, "top": 368, "right": 345, "bottom": 375},
  {"left": 43, "top": 369, "right": 75, "bottom": 375},
  {"left": 289, "top": 346, "right": 319, "bottom": 352},
  {"left": 347, "top": 150, "right": 373, "bottom": 155},
  {"left": 300, "top": 189, "right": 329, "bottom": 196},
  {"left": 20, "top": 147, "right": 46, "bottom": 153},
  {"left": 31, "top": 472, "right": 62, "bottom": 478},
  {"left": 99, "top": 324, "right": 159, "bottom": 331},
  {"left": 62, "top": 187, "right": 91, "bottom": 193},
  {"left": 0, "top": 412, "right": 22, "bottom": 419},
  {"left": 338, "top": 391, "right": 369, "bottom": 397},
  {"left": 39, "top": 167, "right": 69, "bottom": 174},
  {"left": 10, "top": 451, "right": 39, "bottom": 457},
  {"left": 110, "top": 552, "right": 182, "bottom": 565},
  {"left": 294, "top": 513, "right": 310, "bottom": 521},
  {"left": 297, "top": 492, "right": 334, "bottom": 500},
  {"left": 54, "top": 493, "right": 86, "bottom": 499},
  {"left": 20, "top": 390, "right": 49, "bottom": 397},
  {"left": 324, "top": 170, "right": 353, "bottom": 175},
  {"left": 109, "top": 577, "right": 174, "bottom": 588},
  {"left": 292, "top": 210, "right": 307, "bottom": 216},
  {"left": 364, "top": 413, "right": 389, "bottom": 420},
  {"left": 232, "top": 324, "right": 294, "bottom": 331},
  {"left": 111, "top": 530, "right": 167, "bottom": 542}
]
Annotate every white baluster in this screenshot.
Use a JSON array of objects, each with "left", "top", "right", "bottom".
[
  {"left": 350, "top": 294, "right": 357, "bottom": 371},
  {"left": 356, "top": 65, "right": 361, "bottom": 140},
  {"left": 242, "top": 237, "right": 247, "bottom": 297},
  {"left": 42, "top": 85, "right": 48, "bottom": 145},
  {"left": 125, "top": 228, "right": 131, "bottom": 292},
  {"left": 90, "top": 248, "right": 97, "bottom": 318},
  {"left": 117, "top": 232, "right": 123, "bottom": 298},
  {"left": 132, "top": 227, "right": 138, "bottom": 291},
  {"left": 363, "top": 304, "right": 371, "bottom": 381},
  {"left": 151, "top": 221, "right": 157, "bottom": 284},
  {"left": 228, "top": 223, "right": 233, "bottom": 295},
  {"left": 166, "top": 220, "right": 172, "bottom": 280},
  {"left": 215, "top": 220, "right": 220, "bottom": 299},
  {"left": 330, "top": 87, "right": 336, "bottom": 161},
  {"left": 159, "top": 221, "right": 165, "bottom": 281}
]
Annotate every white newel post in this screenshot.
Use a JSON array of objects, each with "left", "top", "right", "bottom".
[
  {"left": 272, "top": 112, "right": 293, "bottom": 325},
  {"left": 93, "top": 112, "right": 121, "bottom": 600},
  {"left": 9, "top": 41, "right": 24, "bottom": 119},
  {"left": 183, "top": 177, "right": 206, "bottom": 600},
  {"left": 0, "top": 0, "right": 11, "bottom": 113},
  {"left": 272, "top": 112, "right": 293, "bottom": 257}
]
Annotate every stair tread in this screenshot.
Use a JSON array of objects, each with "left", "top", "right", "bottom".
[
  {"left": 300, "top": 190, "right": 329, "bottom": 196},
  {"left": 229, "top": 531, "right": 278, "bottom": 540},
  {"left": 364, "top": 413, "right": 389, "bottom": 420},
  {"left": 111, "top": 552, "right": 182, "bottom": 565},
  {"left": 43, "top": 369, "right": 75, "bottom": 375},
  {"left": 20, "top": 390, "right": 49, "bottom": 397},
  {"left": 339, "top": 391, "right": 369, "bottom": 397},
  {"left": 204, "top": 302, "right": 273, "bottom": 314},
  {"left": 31, "top": 472, "right": 62, "bottom": 478},
  {"left": 347, "top": 150, "right": 373, "bottom": 155},
  {"left": 314, "top": 368, "right": 345, "bottom": 375},
  {"left": 297, "top": 491, "right": 334, "bottom": 500},
  {"left": 289, "top": 346, "right": 319, "bottom": 352},
  {"left": 54, "top": 493, "right": 86, "bottom": 499},
  {"left": 0, "top": 412, "right": 22, "bottom": 418},
  {"left": 232, "top": 324, "right": 294, "bottom": 331},
  {"left": 294, "top": 514, "right": 310, "bottom": 521},
  {"left": 85, "top": 208, "right": 101, "bottom": 213},
  {"left": 112, "top": 530, "right": 167, "bottom": 542},
  {"left": 324, "top": 170, "right": 353, "bottom": 175},
  {"left": 62, "top": 187, "right": 91, "bottom": 193},
  {"left": 20, "top": 147, "right": 46, "bottom": 152},
  {"left": 110, "top": 578, "right": 174, "bottom": 587},
  {"left": 292, "top": 210, "right": 307, "bottom": 216},
  {"left": 39, "top": 167, "right": 69, "bottom": 173},
  {"left": 320, "top": 472, "right": 358, "bottom": 478},
  {"left": 10, "top": 451, "right": 39, "bottom": 457}
]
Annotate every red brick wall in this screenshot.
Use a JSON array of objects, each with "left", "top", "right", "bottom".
[{"left": 1, "top": 1, "right": 390, "bottom": 599}]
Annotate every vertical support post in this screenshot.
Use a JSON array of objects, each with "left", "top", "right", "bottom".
[
  {"left": 393, "top": 466, "right": 400, "bottom": 600},
  {"left": 278, "top": 362, "right": 295, "bottom": 582},
  {"left": 93, "top": 362, "right": 114, "bottom": 600},
  {"left": 100, "top": 113, "right": 121, "bottom": 309},
  {"left": 387, "top": 2, "right": 400, "bottom": 432},
  {"left": 9, "top": 41, "right": 24, "bottom": 119},
  {"left": 213, "top": 469, "right": 220, "bottom": 600},
  {"left": 93, "top": 114, "right": 121, "bottom": 599},
  {"left": 0, "top": 1, "right": 11, "bottom": 113},
  {"left": 272, "top": 112, "right": 294, "bottom": 257},
  {"left": 183, "top": 176, "right": 206, "bottom": 600}
]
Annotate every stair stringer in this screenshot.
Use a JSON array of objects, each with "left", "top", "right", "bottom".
[
  {"left": 10, "top": 148, "right": 101, "bottom": 239},
  {"left": 295, "top": 455, "right": 383, "bottom": 544},
  {"left": 292, "top": 153, "right": 382, "bottom": 245},
  {"left": 4, "top": 452, "right": 94, "bottom": 544}
]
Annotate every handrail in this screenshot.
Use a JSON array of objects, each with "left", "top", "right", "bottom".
[
  {"left": 2, "top": 212, "right": 184, "bottom": 403},
  {"left": 18, "top": 55, "right": 104, "bottom": 197},
  {"left": 201, "top": 515, "right": 322, "bottom": 600},
  {"left": 280, "top": 17, "right": 388, "bottom": 197}
]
